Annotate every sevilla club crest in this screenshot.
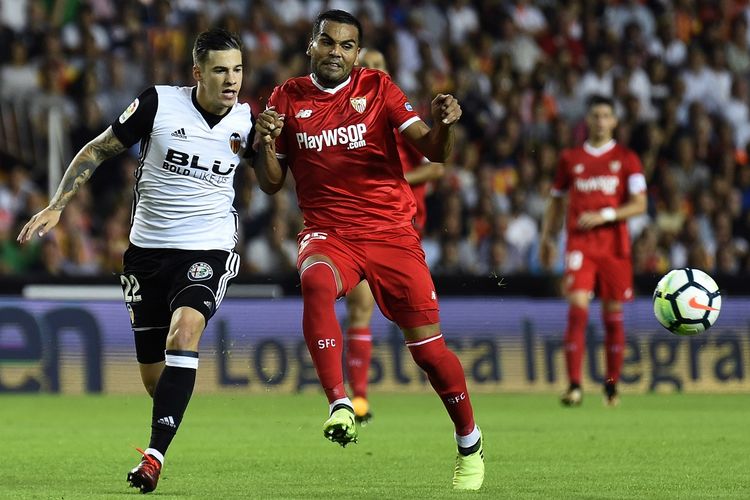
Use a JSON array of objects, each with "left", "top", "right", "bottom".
[{"left": 350, "top": 97, "right": 367, "bottom": 113}]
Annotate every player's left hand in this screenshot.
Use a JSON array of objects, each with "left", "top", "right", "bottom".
[
  {"left": 255, "top": 107, "right": 285, "bottom": 145},
  {"left": 431, "top": 94, "right": 461, "bottom": 126},
  {"left": 577, "top": 211, "right": 605, "bottom": 230},
  {"left": 17, "top": 207, "right": 62, "bottom": 243}
]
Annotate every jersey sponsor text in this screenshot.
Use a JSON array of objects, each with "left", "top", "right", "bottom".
[
  {"left": 295, "top": 123, "right": 367, "bottom": 151},
  {"left": 162, "top": 148, "right": 235, "bottom": 184},
  {"left": 574, "top": 175, "right": 620, "bottom": 195}
]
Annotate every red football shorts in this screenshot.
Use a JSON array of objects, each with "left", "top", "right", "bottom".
[
  {"left": 297, "top": 226, "right": 440, "bottom": 328},
  {"left": 563, "top": 249, "right": 633, "bottom": 301}
]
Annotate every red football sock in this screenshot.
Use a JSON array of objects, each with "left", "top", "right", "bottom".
[
  {"left": 300, "top": 262, "right": 346, "bottom": 403},
  {"left": 603, "top": 310, "right": 625, "bottom": 383},
  {"left": 407, "top": 334, "right": 475, "bottom": 436},
  {"left": 564, "top": 305, "right": 588, "bottom": 386},
  {"left": 346, "top": 327, "right": 372, "bottom": 399}
]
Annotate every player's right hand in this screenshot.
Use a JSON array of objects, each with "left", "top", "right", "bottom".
[
  {"left": 255, "top": 107, "right": 285, "bottom": 145},
  {"left": 17, "top": 207, "right": 62, "bottom": 244}
]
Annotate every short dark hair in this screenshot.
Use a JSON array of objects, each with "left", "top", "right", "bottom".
[
  {"left": 587, "top": 94, "right": 615, "bottom": 111},
  {"left": 312, "top": 9, "right": 362, "bottom": 45},
  {"left": 192, "top": 27, "right": 242, "bottom": 66}
]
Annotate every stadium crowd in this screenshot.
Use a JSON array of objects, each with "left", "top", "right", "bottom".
[{"left": 1, "top": 0, "right": 750, "bottom": 279}]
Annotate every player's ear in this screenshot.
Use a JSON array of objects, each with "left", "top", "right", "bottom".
[
  {"left": 192, "top": 64, "right": 202, "bottom": 82},
  {"left": 354, "top": 48, "right": 360, "bottom": 65},
  {"left": 306, "top": 43, "right": 312, "bottom": 56}
]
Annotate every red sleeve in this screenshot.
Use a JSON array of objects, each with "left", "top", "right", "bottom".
[
  {"left": 267, "top": 85, "right": 289, "bottom": 158},
  {"left": 382, "top": 75, "right": 421, "bottom": 132},
  {"left": 551, "top": 150, "right": 571, "bottom": 194}
]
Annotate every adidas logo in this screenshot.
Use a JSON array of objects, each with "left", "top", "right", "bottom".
[
  {"left": 204, "top": 300, "right": 213, "bottom": 309},
  {"left": 171, "top": 128, "right": 188, "bottom": 139},
  {"left": 157, "top": 416, "right": 176, "bottom": 428}
]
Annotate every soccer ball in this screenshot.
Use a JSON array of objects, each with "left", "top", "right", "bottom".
[{"left": 652, "top": 268, "right": 721, "bottom": 335}]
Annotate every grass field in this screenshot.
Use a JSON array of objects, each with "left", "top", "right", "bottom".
[{"left": 1, "top": 392, "right": 748, "bottom": 498}]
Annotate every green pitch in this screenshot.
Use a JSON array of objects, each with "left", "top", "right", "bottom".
[{"left": 1, "top": 392, "right": 748, "bottom": 498}]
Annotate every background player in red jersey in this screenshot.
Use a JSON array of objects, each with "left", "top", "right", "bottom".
[
  {"left": 344, "top": 48, "right": 445, "bottom": 425},
  {"left": 539, "top": 95, "right": 647, "bottom": 407},
  {"left": 252, "top": 10, "right": 483, "bottom": 490}
]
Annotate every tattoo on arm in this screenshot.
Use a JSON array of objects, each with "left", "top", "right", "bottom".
[{"left": 49, "top": 127, "right": 126, "bottom": 210}]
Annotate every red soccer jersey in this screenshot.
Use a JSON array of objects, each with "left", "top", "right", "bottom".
[
  {"left": 395, "top": 132, "right": 429, "bottom": 234},
  {"left": 268, "top": 67, "right": 419, "bottom": 235},
  {"left": 552, "top": 140, "right": 645, "bottom": 258}
]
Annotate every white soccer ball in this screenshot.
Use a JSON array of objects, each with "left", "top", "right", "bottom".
[{"left": 652, "top": 268, "right": 721, "bottom": 335}]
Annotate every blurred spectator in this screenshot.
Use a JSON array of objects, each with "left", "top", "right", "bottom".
[
  {"left": 680, "top": 46, "right": 715, "bottom": 112},
  {"left": 648, "top": 14, "right": 687, "bottom": 68},
  {"left": 578, "top": 51, "right": 615, "bottom": 100},
  {"left": 0, "top": 40, "right": 39, "bottom": 99},
  {"left": 723, "top": 78, "right": 750, "bottom": 150},
  {"left": 667, "top": 136, "right": 711, "bottom": 196},
  {"left": 0, "top": 165, "right": 38, "bottom": 218},
  {"left": 727, "top": 15, "right": 750, "bottom": 75},
  {"left": 244, "top": 214, "right": 297, "bottom": 275},
  {"left": 447, "top": 0, "right": 479, "bottom": 45},
  {"left": 604, "top": 0, "right": 656, "bottom": 41},
  {"left": 61, "top": 2, "right": 110, "bottom": 52}
]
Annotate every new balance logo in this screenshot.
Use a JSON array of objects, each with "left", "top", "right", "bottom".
[
  {"left": 157, "top": 416, "right": 176, "bottom": 428},
  {"left": 295, "top": 109, "right": 312, "bottom": 118},
  {"left": 171, "top": 128, "right": 188, "bottom": 139}
]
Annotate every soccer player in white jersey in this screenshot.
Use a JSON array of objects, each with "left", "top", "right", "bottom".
[{"left": 17, "top": 28, "right": 253, "bottom": 494}]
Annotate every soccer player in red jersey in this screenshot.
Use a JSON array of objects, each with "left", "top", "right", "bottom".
[
  {"left": 344, "top": 48, "right": 445, "bottom": 425},
  {"left": 540, "top": 95, "right": 647, "bottom": 407},
  {"left": 252, "top": 10, "right": 483, "bottom": 490}
]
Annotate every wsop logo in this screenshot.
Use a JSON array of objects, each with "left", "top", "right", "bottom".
[
  {"left": 188, "top": 262, "right": 213, "bottom": 281},
  {"left": 229, "top": 132, "right": 242, "bottom": 154}
]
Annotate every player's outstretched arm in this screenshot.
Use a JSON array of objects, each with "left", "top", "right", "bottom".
[
  {"left": 252, "top": 107, "right": 286, "bottom": 194},
  {"left": 403, "top": 94, "right": 461, "bottom": 162},
  {"left": 17, "top": 126, "right": 125, "bottom": 243},
  {"left": 539, "top": 196, "right": 566, "bottom": 269},
  {"left": 404, "top": 162, "right": 445, "bottom": 186}
]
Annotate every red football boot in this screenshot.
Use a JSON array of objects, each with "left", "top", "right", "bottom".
[{"left": 127, "top": 448, "right": 161, "bottom": 494}]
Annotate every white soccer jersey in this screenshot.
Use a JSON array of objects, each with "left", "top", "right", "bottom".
[{"left": 112, "top": 85, "right": 253, "bottom": 250}]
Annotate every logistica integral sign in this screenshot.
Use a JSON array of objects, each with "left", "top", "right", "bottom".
[{"left": 0, "top": 298, "right": 748, "bottom": 394}]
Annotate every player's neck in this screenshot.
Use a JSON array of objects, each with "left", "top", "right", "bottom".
[
  {"left": 311, "top": 72, "right": 350, "bottom": 91},
  {"left": 586, "top": 137, "right": 614, "bottom": 149},
  {"left": 194, "top": 86, "right": 230, "bottom": 116}
]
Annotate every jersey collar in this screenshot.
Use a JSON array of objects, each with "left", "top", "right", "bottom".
[
  {"left": 583, "top": 139, "right": 616, "bottom": 157},
  {"left": 309, "top": 73, "right": 351, "bottom": 94}
]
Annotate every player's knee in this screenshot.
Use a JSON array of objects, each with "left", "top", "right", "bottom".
[
  {"left": 300, "top": 262, "right": 338, "bottom": 299},
  {"left": 407, "top": 337, "right": 449, "bottom": 372},
  {"left": 348, "top": 302, "right": 374, "bottom": 325},
  {"left": 166, "top": 308, "right": 205, "bottom": 350}
]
